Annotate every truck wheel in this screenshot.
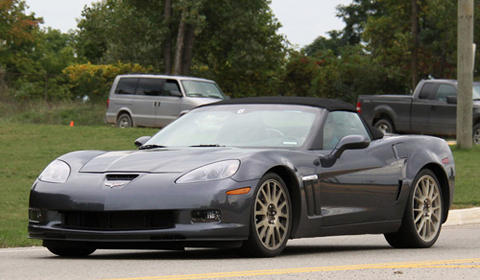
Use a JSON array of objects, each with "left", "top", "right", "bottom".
[
  {"left": 374, "top": 119, "right": 394, "bottom": 134},
  {"left": 117, "top": 113, "right": 133, "bottom": 128},
  {"left": 473, "top": 124, "right": 480, "bottom": 145}
]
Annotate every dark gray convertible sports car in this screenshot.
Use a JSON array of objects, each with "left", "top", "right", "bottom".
[{"left": 29, "top": 97, "right": 455, "bottom": 257}]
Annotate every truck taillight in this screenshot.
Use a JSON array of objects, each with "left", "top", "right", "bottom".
[
  {"left": 356, "top": 102, "right": 361, "bottom": 113},
  {"left": 107, "top": 99, "right": 110, "bottom": 109}
]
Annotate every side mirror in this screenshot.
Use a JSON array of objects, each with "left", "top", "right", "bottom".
[
  {"left": 446, "top": 96, "right": 457, "bottom": 104},
  {"left": 320, "top": 135, "right": 370, "bottom": 168},
  {"left": 134, "top": 136, "right": 151, "bottom": 148}
]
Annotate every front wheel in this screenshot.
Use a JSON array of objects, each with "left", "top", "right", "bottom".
[
  {"left": 47, "top": 245, "right": 96, "bottom": 257},
  {"left": 385, "top": 169, "right": 443, "bottom": 248},
  {"left": 241, "top": 173, "right": 292, "bottom": 257}
]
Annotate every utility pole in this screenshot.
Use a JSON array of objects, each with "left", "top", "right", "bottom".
[
  {"left": 411, "top": 0, "right": 419, "bottom": 90},
  {"left": 457, "top": 0, "right": 474, "bottom": 149}
]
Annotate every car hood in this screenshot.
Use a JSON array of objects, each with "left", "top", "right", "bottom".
[{"left": 79, "top": 148, "right": 247, "bottom": 173}]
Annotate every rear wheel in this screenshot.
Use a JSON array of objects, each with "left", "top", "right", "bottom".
[
  {"left": 241, "top": 173, "right": 292, "bottom": 257},
  {"left": 117, "top": 113, "right": 133, "bottom": 128},
  {"left": 473, "top": 123, "right": 480, "bottom": 145},
  {"left": 374, "top": 118, "right": 394, "bottom": 134},
  {"left": 385, "top": 169, "right": 443, "bottom": 248}
]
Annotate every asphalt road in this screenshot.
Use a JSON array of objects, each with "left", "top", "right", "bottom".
[{"left": 1, "top": 224, "right": 479, "bottom": 280}]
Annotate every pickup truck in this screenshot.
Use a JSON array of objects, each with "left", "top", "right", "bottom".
[{"left": 357, "top": 79, "right": 480, "bottom": 144}]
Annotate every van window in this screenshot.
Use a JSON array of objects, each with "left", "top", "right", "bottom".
[
  {"left": 136, "top": 78, "right": 163, "bottom": 96},
  {"left": 164, "top": 80, "right": 181, "bottom": 96},
  {"left": 115, "top": 78, "right": 138, "bottom": 95}
]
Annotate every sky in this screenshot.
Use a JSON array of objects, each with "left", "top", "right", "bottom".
[{"left": 25, "top": 0, "right": 353, "bottom": 49}]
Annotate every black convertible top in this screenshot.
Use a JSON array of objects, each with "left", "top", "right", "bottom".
[{"left": 208, "top": 96, "right": 356, "bottom": 112}]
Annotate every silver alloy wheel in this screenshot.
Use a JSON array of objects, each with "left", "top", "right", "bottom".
[
  {"left": 118, "top": 118, "right": 130, "bottom": 128},
  {"left": 117, "top": 114, "right": 132, "bottom": 128},
  {"left": 254, "top": 179, "right": 290, "bottom": 250},
  {"left": 412, "top": 174, "right": 442, "bottom": 243}
]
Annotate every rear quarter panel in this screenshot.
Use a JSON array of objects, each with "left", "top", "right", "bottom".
[{"left": 387, "top": 135, "right": 455, "bottom": 223}]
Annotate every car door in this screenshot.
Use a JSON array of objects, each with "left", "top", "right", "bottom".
[
  {"left": 155, "top": 79, "right": 182, "bottom": 127},
  {"left": 132, "top": 78, "right": 163, "bottom": 127},
  {"left": 411, "top": 82, "right": 436, "bottom": 133},
  {"left": 411, "top": 82, "right": 457, "bottom": 135},
  {"left": 314, "top": 111, "right": 404, "bottom": 226},
  {"left": 428, "top": 83, "right": 457, "bottom": 135}
]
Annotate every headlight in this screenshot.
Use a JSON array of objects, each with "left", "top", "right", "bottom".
[
  {"left": 38, "top": 160, "right": 71, "bottom": 183},
  {"left": 176, "top": 160, "right": 240, "bottom": 184}
]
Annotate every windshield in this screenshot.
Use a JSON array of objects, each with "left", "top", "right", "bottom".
[
  {"left": 181, "top": 80, "right": 225, "bottom": 99},
  {"left": 145, "top": 104, "right": 319, "bottom": 148}
]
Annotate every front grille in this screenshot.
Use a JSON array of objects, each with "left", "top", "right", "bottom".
[
  {"left": 61, "top": 211, "right": 174, "bottom": 231},
  {"left": 105, "top": 174, "right": 139, "bottom": 181}
]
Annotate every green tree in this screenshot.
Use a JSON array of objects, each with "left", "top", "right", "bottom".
[
  {"left": 362, "top": 0, "right": 458, "bottom": 91},
  {"left": 282, "top": 45, "right": 402, "bottom": 103},
  {"left": 303, "top": 31, "right": 344, "bottom": 57},
  {"left": 193, "top": 0, "right": 287, "bottom": 96},
  {"left": 336, "top": 0, "right": 385, "bottom": 46},
  {"left": 0, "top": 0, "right": 42, "bottom": 72},
  {"left": 76, "top": 0, "right": 163, "bottom": 69},
  {"left": 76, "top": 0, "right": 287, "bottom": 96}
]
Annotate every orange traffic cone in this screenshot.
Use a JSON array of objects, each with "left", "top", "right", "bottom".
[{"left": 70, "top": 121, "right": 74, "bottom": 127}]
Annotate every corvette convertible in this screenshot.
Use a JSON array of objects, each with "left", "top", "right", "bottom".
[{"left": 29, "top": 97, "right": 455, "bottom": 257}]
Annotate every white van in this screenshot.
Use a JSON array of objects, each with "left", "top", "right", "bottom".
[{"left": 105, "top": 74, "right": 226, "bottom": 128}]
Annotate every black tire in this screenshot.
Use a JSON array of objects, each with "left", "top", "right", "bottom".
[
  {"left": 384, "top": 169, "right": 443, "bottom": 248},
  {"left": 473, "top": 123, "right": 480, "bottom": 145},
  {"left": 47, "top": 245, "right": 96, "bottom": 257},
  {"left": 374, "top": 118, "right": 394, "bottom": 134},
  {"left": 117, "top": 113, "right": 133, "bottom": 128},
  {"left": 241, "top": 173, "right": 292, "bottom": 257}
]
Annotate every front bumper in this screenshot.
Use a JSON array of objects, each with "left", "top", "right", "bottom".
[{"left": 29, "top": 173, "right": 258, "bottom": 248}]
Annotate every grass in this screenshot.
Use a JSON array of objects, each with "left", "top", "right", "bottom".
[
  {"left": 0, "top": 111, "right": 478, "bottom": 247},
  {"left": 0, "top": 100, "right": 107, "bottom": 126},
  {"left": 449, "top": 145, "right": 480, "bottom": 208}
]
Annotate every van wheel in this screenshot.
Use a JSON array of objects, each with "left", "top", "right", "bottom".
[{"left": 117, "top": 113, "right": 133, "bottom": 128}]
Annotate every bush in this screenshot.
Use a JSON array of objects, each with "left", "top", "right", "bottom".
[{"left": 63, "top": 62, "right": 153, "bottom": 102}]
